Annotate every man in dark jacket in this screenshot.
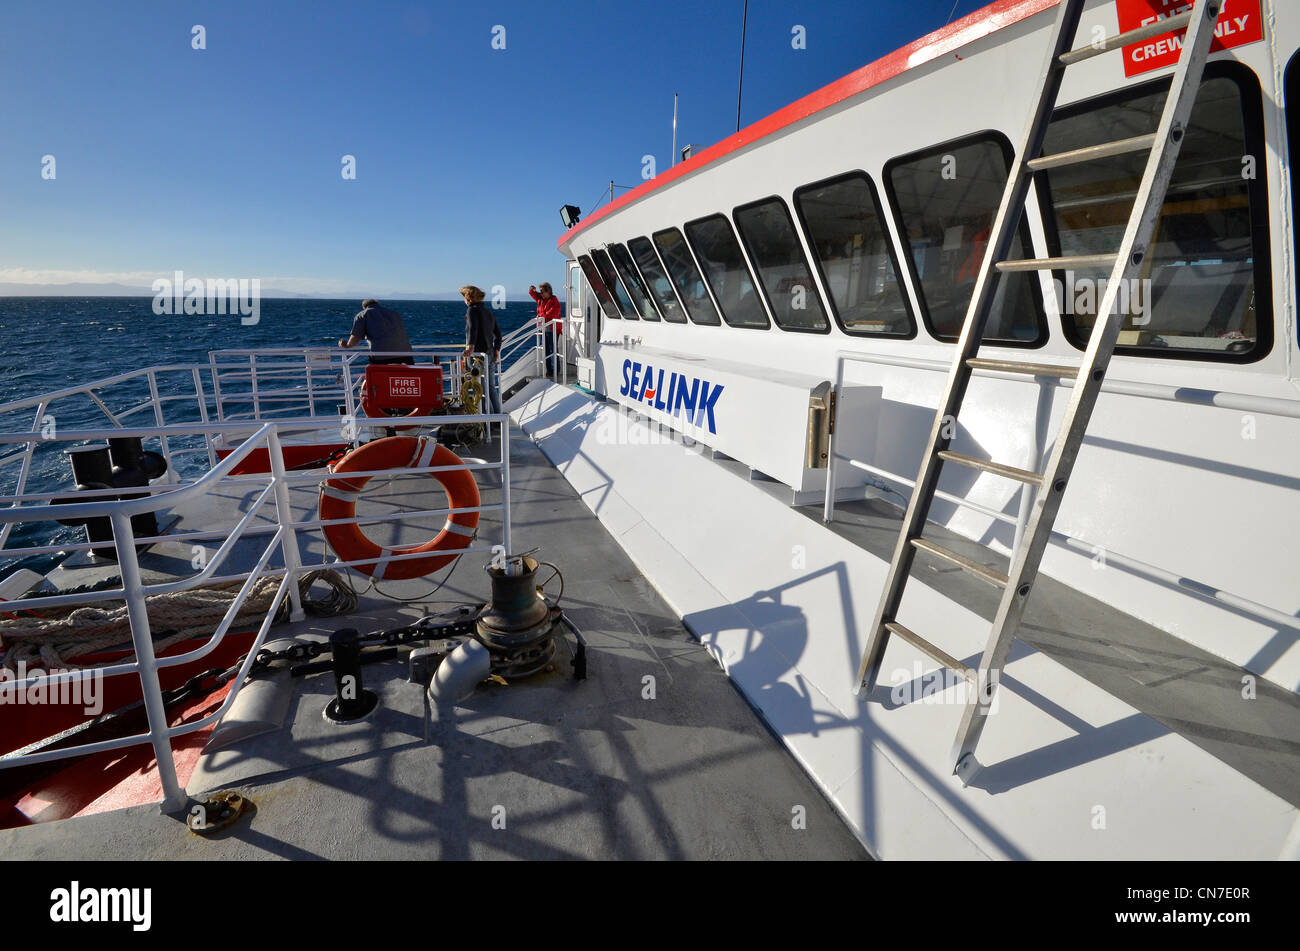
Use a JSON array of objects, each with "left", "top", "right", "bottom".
[
  {"left": 460, "top": 285, "right": 502, "bottom": 414},
  {"left": 339, "top": 299, "right": 413, "bottom": 364}
]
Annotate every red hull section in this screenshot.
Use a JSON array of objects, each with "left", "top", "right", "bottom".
[{"left": 0, "top": 630, "right": 257, "bottom": 828}]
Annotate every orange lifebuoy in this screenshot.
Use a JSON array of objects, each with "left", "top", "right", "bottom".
[{"left": 319, "top": 436, "right": 480, "bottom": 580}]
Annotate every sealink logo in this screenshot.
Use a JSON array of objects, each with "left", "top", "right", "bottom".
[{"left": 618, "top": 358, "right": 724, "bottom": 434}]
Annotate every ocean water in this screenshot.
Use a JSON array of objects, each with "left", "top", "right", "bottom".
[{"left": 0, "top": 297, "right": 535, "bottom": 578}]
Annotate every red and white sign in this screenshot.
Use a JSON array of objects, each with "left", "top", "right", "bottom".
[
  {"left": 1116, "top": 0, "right": 1263, "bottom": 77},
  {"left": 388, "top": 376, "right": 422, "bottom": 398}
]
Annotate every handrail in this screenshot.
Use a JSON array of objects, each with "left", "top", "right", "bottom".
[
  {"left": 0, "top": 406, "right": 515, "bottom": 812},
  {"left": 821, "top": 348, "right": 1300, "bottom": 643}
]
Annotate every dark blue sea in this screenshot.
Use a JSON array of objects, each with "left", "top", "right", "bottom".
[{"left": 0, "top": 297, "right": 534, "bottom": 579}]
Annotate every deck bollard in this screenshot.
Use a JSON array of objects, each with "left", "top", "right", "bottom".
[{"left": 324, "top": 627, "right": 378, "bottom": 722}]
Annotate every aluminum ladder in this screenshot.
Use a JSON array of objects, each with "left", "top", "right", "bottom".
[{"left": 855, "top": 0, "right": 1225, "bottom": 777}]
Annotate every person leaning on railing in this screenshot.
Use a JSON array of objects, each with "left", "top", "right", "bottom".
[
  {"left": 338, "top": 298, "right": 414, "bottom": 365},
  {"left": 461, "top": 285, "right": 502, "bottom": 415},
  {"left": 529, "top": 283, "right": 563, "bottom": 378}
]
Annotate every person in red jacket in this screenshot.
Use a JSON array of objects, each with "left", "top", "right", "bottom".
[{"left": 529, "top": 283, "right": 563, "bottom": 378}]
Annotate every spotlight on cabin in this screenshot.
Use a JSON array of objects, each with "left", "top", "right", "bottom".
[{"left": 560, "top": 204, "right": 581, "bottom": 229}]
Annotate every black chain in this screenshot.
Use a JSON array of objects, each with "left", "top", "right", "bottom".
[{"left": 244, "top": 604, "right": 484, "bottom": 678}]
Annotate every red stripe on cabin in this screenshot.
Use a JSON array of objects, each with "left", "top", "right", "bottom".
[{"left": 558, "top": 0, "right": 1059, "bottom": 250}]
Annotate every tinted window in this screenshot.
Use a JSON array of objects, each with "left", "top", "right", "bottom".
[
  {"left": 578, "top": 254, "right": 620, "bottom": 319},
  {"left": 591, "top": 248, "right": 636, "bottom": 318},
  {"left": 887, "top": 134, "right": 1043, "bottom": 344},
  {"left": 629, "top": 237, "right": 688, "bottom": 323},
  {"left": 1039, "top": 67, "right": 1270, "bottom": 360},
  {"left": 609, "top": 243, "right": 661, "bottom": 321},
  {"left": 795, "top": 173, "right": 914, "bottom": 336},
  {"left": 733, "top": 197, "right": 829, "bottom": 332},
  {"left": 652, "top": 227, "right": 721, "bottom": 325},
  {"left": 684, "top": 215, "right": 770, "bottom": 328}
]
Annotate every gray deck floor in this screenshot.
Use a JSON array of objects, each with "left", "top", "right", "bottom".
[
  {"left": 795, "top": 496, "right": 1300, "bottom": 809},
  {"left": 2, "top": 427, "right": 867, "bottom": 860}
]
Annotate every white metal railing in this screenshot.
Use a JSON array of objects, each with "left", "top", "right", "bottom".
[
  {"left": 0, "top": 400, "right": 513, "bottom": 813},
  {"left": 822, "top": 348, "right": 1300, "bottom": 637}
]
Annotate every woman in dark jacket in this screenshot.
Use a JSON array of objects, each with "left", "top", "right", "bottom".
[{"left": 461, "top": 285, "right": 502, "bottom": 415}]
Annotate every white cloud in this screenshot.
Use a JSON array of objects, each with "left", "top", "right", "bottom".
[{"left": 0, "top": 267, "right": 381, "bottom": 295}]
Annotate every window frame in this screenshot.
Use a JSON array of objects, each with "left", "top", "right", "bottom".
[
  {"left": 883, "top": 129, "right": 1049, "bottom": 348},
  {"left": 628, "top": 235, "right": 690, "bottom": 324},
  {"left": 651, "top": 226, "right": 723, "bottom": 326},
  {"left": 608, "top": 242, "right": 662, "bottom": 321},
  {"left": 732, "top": 194, "right": 833, "bottom": 335},
  {"left": 577, "top": 253, "right": 621, "bottom": 320},
  {"left": 792, "top": 170, "right": 918, "bottom": 339},
  {"left": 1034, "top": 60, "right": 1273, "bottom": 364},
  {"left": 590, "top": 247, "right": 637, "bottom": 319},
  {"left": 682, "top": 212, "right": 772, "bottom": 330}
]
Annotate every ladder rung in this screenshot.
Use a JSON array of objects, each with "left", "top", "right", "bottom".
[
  {"left": 966, "top": 357, "right": 1078, "bottom": 379},
  {"left": 1058, "top": 10, "right": 1194, "bottom": 66},
  {"left": 1027, "top": 133, "right": 1156, "bottom": 172},
  {"left": 997, "top": 253, "right": 1115, "bottom": 273},
  {"left": 937, "top": 450, "right": 1043, "bottom": 486},
  {"left": 911, "top": 538, "right": 1009, "bottom": 589},
  {"left": 883, "top": 621, "right": 973, "bottom": 678}
]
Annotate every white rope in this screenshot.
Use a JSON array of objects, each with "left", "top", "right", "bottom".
[{"left": 0, "top": 568, "right": 355, "bottom": 671}]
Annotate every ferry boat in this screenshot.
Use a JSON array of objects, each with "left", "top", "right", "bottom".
[{"left": 1, "top": 0, "right": 1298, "bottom": 861}]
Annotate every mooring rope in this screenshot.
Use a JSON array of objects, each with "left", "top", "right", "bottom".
[{"left": 0, "top": 568, "right": 356, "bottom": 671}]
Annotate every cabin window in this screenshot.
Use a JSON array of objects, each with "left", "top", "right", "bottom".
[
  {"left": 652, "top": 227, "right": 722, "bottom": 325},
  {"left": 885, "top": 133, "right": 1045, "bottom": 345},
  {"left": 733, "top": 197, "right": 830, "bottom": 332},
  {"left": 1038, "top": 64, "right": 1270, "bottom": 361},
  {"left": 591, "top": 248, "right": 636, "bottom": 319},
  {"left": 578, "top": 254, "right": 620, "bottom": 320},
  {"left": 628, "top": 237, "right": 688, "bottom": 323},
  {"left": 684, "top": 214, "right": 771, "bottom": 328},
  {"left": 794, "top": 172, "right": 915, "bottom": 337},
  {"left": 609, "top": 243, "right": 661, "bottom": 321}
]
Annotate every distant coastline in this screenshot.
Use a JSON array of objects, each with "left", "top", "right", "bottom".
[{"left": 0, "top": 284, "right": 475, "bottom": 300}]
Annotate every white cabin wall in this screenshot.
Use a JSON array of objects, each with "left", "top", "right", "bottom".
[{"left": 565, "top": 0, "right": 1300, "bottom": 691}]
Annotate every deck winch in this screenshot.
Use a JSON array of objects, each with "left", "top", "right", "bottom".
[
  {"left": 261, "top": 554, "right": 583, "bottom": 720},
  {"left": 50, "top": 436, "right": 167, "bottom": 561},
  {"left": 475, "top": 555, "right": 563, "bottom": 680}
]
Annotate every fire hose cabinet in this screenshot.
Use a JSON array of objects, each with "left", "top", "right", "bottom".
[{"left": 363, "top": 364, "right": 444, "bottom": 413}]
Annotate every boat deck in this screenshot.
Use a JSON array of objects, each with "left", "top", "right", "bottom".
[{"left": 0, "top": 426, "right": 868, "bottom": 860}]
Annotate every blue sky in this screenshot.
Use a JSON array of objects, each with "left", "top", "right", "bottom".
[{"left": 0, "top": 0, "right": 978, "bottom": 298}]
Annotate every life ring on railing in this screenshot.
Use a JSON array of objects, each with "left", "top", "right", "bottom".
[{"left": 319, "top": 436, "right": 480, "bottom": 580}]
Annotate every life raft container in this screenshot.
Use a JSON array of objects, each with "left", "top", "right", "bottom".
[{"left": 319, "top": 436, "right": 480, "bottom": 580}]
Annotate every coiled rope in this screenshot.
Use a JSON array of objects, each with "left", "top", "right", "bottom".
[{"left": 0, "top": 568, "right": 356, "bottom": 671}]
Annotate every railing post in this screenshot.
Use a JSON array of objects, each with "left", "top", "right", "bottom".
[
  {"left": 110, "top": 510, "right": 187, "bottom": 814},
  {"left": 823, "top": 357, "right": 844, "bottom": 524},
  {"left": 210, "top": 354, "right": 227, "bottom": 423},
  {"left": 501, "top": 418, "right": 512, "bottom": 555},
  {"left": 0, "top": 400, "right": 46, "bottom": 552},
  {"left": 305, "top": 351, "right": 317, "bottom": 418},
  {"left": 249, "top": 353, "right": 261, "bottom": 420},
  {"left": 192, "top": 367, "right": 217, "bottom": 468},
  {"left": 266, "top": 427, "right": 306, "bottom": 621},
  {"left": 146, "top": 371, "right": 178, "bottom": 484}
]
